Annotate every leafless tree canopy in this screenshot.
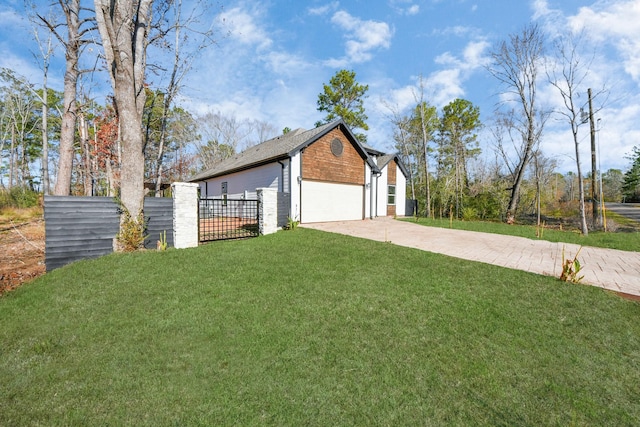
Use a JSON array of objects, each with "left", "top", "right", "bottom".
[{"left": 488, "top": 24, "right": 548, "bottom": 223}]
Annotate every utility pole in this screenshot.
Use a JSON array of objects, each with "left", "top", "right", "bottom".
[{"left": 588, "top": 88, "right": 598, "bottom": 226}]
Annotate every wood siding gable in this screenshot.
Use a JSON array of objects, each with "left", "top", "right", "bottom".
[{"left": 301, "top": 127, "right": 366, "bottom": 185}]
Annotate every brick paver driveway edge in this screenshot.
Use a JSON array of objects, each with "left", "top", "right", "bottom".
[{"left": 302, "top": 217, "right": 640, "bottom": 297}]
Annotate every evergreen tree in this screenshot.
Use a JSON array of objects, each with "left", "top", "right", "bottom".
[
  {"left": 622, "top": 146, "right": 640, "bottom": 202},
  {"left": 316, "top": 69, "right": 369, "bottom": 142}
]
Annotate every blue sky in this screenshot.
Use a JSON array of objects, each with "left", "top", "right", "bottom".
[{"left": 1, "top": 0, "right": 639, "bottom": 174}]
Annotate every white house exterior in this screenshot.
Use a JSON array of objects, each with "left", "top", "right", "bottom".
[{"left": 190, "top": 120, "right": 409, "bottom": 225}]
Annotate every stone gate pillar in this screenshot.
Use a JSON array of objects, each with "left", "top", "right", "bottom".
[
  {"left": 172, "top": 182, "right": 199, "bottom": 248},
  {"left": 257, "top": 188, "right": 278, "bottom": 235}
]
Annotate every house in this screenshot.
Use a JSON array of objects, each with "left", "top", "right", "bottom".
[{"left": 190, "top": 119, "right": 408, "bottom": 224}]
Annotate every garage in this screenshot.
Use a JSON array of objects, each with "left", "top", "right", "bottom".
[{"left": 301, "top": 180, "right": 364, "bottom": 223}]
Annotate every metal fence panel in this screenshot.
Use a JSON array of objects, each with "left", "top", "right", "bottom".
[
  {"left": 144, "top": 197, "right": 174, "bottom": 249},
  {"left": 45, "top": 196, "right": 175, "bottom": 271},
  {"left": 45, "top": 196, "right": 120, "bottom": 271},
  {"left": 199, "top": 198, "right": 260, "bottom": 242}
]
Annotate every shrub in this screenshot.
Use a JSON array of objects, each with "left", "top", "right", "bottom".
[
  {"left": 0, "top": 187, "right": 40, "bottom": 209},
  {"left": 116, "top": 209, "right": 147, "bottom": 252},
  {"left": 461, "top": 206, "right": 479, "bottom": 221}
]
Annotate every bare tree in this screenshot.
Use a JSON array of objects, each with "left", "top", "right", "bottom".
[
  {"left": 381, "top": 100, "right": 415, "bottom": 202},
  {"left": 199, "top": 112, "right": 276, "bottom": 150},
  {"left": 547, "top": 34, "right": 589, "bottom": 234},
  {"left": 149, "top": 0, "right": 217, "bottom": 196},
  {"left": 0, "top": 69, "right": 39, "bottom": 189},
  {"left": 31, "top": 21, "right": 56, "bottom": 195},
  {"left": 38, "top": 0, "right": 96, "bottom": 196},
  {"left": 95, "top": 0, "right": 153, "bottom": 247},
  {"left": 413, "top": 76, "right": 437, "bottom": 218},
  {"left": 547, "top": 33, "right": 607, "bottom": 234},
  {"left": 488, "top": 24, "right": 547, "bottom": 224}
]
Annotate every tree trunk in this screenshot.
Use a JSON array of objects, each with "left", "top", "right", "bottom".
[
  {"left": 79, "top": 113, "right": 92, "bottom": 196},
  {"left": 9, "top": 126, "right": 15, "bottom": 189},
  {"left": 52, "top": 0, "right": 81, "bottom": 196},
  {"left": 95, "top": 0, "right": 153, "bottom": 248},
  {"left": 42, "top": 84, "right": 50, "bottom": 195},
  {"left": 506, "top": 127, "right": 535, "bottom": 224},
  {"left": 574, "top": 134, "right": 589, "bottom": 235}
]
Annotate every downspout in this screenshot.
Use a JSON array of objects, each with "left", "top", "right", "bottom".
[
  {"left": 369, "top": 169, "right": 375, "bottom": 219},
  {"left": 277, "top": 159, "right": 287, "bottom": 225},
  {"left": 298, "top": 151, "right": 304, "bottom": 222},
  {"left": 277, "top": 160, "right": 286, "bottom": 192},
  {"left": 375, "top": 172, "right": 381, "bottom": 217}
]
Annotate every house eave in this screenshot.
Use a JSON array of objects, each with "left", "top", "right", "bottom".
[{"left": 189, "top": 154, "right": 291, "bottom": 182}]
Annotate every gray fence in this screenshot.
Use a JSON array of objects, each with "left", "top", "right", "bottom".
[
  {"left": 405, "top": 199, "right": 418, "bottom": 217},
  {"left": 144, "top": 197, "right": 174, "bottom": 249},
  {"left": 277, "top": 192, "right": 291, "bottom": 227},
  {"left": 44, "top": 196, "right": 174, "bottom": 271}
]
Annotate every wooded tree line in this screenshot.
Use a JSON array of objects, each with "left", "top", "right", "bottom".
[
  {"left": 380, "top": 24, "right": 634, "bottom": 235},
  {"left": 0, "top": 68, "right": 269, "bottom": 196}
]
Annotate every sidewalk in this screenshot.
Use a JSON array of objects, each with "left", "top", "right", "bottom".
[{"left": 302, "top": 217, "right": 640, "bottom": 298}]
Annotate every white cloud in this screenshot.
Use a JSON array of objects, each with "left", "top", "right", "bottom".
[
  {"left": 526, "top": 0, "right": 640, "bottom": 172},
  {"left": 325, "top": 10, "right": 393, "bottom": 65},
  {"left": 427, "top": 38, "right": 490, "bottom": 105},
  {"left": 462, "top": 40, "right": 491, "bottom": 68},
  {"left": 389, "top": 0, "right": 420, "bottom": 16},
  {"left": 531, "top": 0, "right": 552, "bottom": 20},
  {"left": 217, "top": 6, "right": 272, "bottom": 51},
  {"left": 432, "top": 25, "right": 480, "bottom": 38},
  {"left": 261, "top": 51, "right": 311, "bottom": 76},
  {"left": 567, "top": 0, "right": 640, "bottom": 82},
  {"left": 0, "top": 9, "right": 23, "bottom": 27},
  {"left": 308, "top": 2, "right": 339, "bottom": 16},
  {"left": 428, "top": 69, "right": 466, "bottom": 106},
  {"left": 0, "top": 46, "right": 53, "bottom": 86}
]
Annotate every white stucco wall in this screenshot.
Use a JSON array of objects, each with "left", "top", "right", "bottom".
[
  {"left": 199, "top": 162, "right": 283, "bottom": 198},
  {"left": 289, "top": 152, "right": 302, "bottom": 222},
  {"left": 364, "top": 163, "right": 373, "bottom": 219},
  {"left": 376, "top": 166, "right": 389, "bottom": 217},
  {"left": 395, "top": 165, "right": 407, "bottom": 216}
]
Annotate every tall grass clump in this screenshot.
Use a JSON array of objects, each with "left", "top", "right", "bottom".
[{"left": 0, "top": 187, "right": 40, "bottom": 209}]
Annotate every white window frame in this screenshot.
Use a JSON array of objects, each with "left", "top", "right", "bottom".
[{"left": 387, "top": 185, "right": 396, "bottom": 205}]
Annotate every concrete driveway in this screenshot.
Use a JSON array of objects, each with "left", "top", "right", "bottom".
[{"left": 302, "top": 217, "right": 640, "bottom": 298}]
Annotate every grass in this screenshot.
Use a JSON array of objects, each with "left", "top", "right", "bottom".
[
  {"left": 403, "top": 216, "right": 640, "bottom": 252},
  {"left": 1, "top": 229, "right": 640, "bottom": 425},
  {"left": 0, "top": 206, "right": 43, "bottom": 226}
]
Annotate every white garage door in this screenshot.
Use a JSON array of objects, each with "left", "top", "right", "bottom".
[{"left": 301, "top": 181, "right": 364, "bottom": 223}]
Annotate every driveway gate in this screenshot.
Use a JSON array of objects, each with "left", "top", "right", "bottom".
[{"left": 198, "top": 198, "right": 260, "bottom": 242}]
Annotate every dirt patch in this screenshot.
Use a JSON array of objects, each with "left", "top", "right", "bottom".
[{"left": 0, "top": 218, "right": 45, "bottom": 295}]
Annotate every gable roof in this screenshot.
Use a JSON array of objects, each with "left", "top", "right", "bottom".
[
  {"left": 377, "top": 153, "right": 410, "bottom": 179},
  {"left": 190, "top": 119, "right": 378, "bottom": 182}
]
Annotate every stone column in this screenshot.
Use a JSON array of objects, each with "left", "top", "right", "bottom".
[
  {"left": 257, "top": 187, "right": 278, "bottom": 235},
  {"left": 172, "top": 182, "right": 199, "bottom": 248}
]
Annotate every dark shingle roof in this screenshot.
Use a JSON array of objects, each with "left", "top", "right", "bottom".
[
  {"left": 190, "top": 119, "right": 382, "bottom": 182},
  {"left": 190, "top": 121, "right": 338, "bottom": 182},
  {"left": 377, "top": 153, "right": 410, "bottom": 179}
]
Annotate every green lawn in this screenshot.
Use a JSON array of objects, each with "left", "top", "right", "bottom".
[
  {"left": 2, "top": 229, "right": 639, "bottom": 426},
  {"left": 403, "top": 216, "right": 640, "bottom": 252}
]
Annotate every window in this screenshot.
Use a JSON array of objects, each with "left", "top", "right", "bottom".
[
  {"left": 330, "top": 138, "right": 343, "bottom": 157},
  {"left": 387, "top": 185, "right": 396, "bottom": 205},
  {"left": 221, "top": 181, "right": 228, "bottom": 206}
]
